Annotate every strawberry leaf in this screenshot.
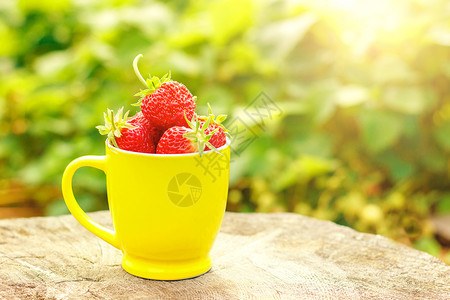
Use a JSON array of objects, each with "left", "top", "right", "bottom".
[
  {"left": 216, "top": 115, "right": 227, "bottom": 123},
  {"left": 200, "top": 103, "right": 230, "bottom": 134},
  {"left": 184, "top": 113, "right": 194, "bottom": 128},
  {"left": 96, "top": 107, "right": 136, "bottom": 149},
  {"left": 205, "top": 140, "right": 222, "bottom": 155}
]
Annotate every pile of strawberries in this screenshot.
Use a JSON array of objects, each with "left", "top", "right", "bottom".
[{"left": 96, "top": 54, "right": 229, "bottom": 155}]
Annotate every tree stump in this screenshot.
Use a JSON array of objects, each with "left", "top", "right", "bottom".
[{"left": 0, "top": 211, "right": 449, "bottom": 299}]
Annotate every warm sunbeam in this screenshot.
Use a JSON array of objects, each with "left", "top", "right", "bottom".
[{"left": 304, "top": 0, "right": 412, "bottom": 56}]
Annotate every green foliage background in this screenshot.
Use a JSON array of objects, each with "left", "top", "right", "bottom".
[{"left": 1, "top": 0, "right": 450, "bottom": 261}]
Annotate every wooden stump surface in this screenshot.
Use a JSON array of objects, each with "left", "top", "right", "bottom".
[{"left": 0, "top": 211, "right": 449, "bottom": 299}]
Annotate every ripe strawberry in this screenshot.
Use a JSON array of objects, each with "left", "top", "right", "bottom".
[
  {"left": 156, "top": 115, "right": 218, "bottom": 155},
  {"left": 132, "top": 54, "right": 196, "bottom": 130},
  {"left": 141, "top": 81, "right": 195, "bottom": 129},
  {"left": 96, "top": 108, "right": 156, "bottom": 153},
  {"left": 202, "top": 121, "right": 227, "bottom": 150},
  {"left": 149, "top": 124, "right": 165, "bottom": 144},
  {"left": 156, "top": 126, "right": 198, "bottom": 154},
  {"left": 126, "top": 111, "right": 164, "bottom": 150},
  {"left": 198, "top": 104, "right": 230, "bottom": 150}
]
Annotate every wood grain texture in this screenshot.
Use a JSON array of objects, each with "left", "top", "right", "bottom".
[{"left": 0, "top": 211, "right": 449, "bottom": 299}]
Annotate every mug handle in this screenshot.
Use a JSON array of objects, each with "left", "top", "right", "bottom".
[{"left": 62, "top": 155, "right": 120, "bottom": 249}]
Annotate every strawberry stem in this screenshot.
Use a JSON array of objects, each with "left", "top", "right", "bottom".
[
  {"left": 133, "top": 54, "right": 147, "bottom": 87},
  {"left": 132, "top": 54, "right": 172, "bottom": 105}
]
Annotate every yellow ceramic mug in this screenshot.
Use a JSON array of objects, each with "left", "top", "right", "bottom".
[{"left": 62, "top": 138, "right": 230, "bottom": 280}]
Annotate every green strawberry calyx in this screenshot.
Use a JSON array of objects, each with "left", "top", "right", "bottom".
[
  {"left": 198, "top": 103, "right": 231, "bottom": 139},
  {"left": 96, "top": 107, "right": 136, "bottom": 148},
  {"left": 183, "top": 113, "right": 221, "bottom": 157},
  {"left": 132, "top": 54, "right": 172, "bottom": 106}
]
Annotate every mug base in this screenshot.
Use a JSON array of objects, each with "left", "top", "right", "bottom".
[{"left": 121, "top": 253, "right": 212, "bottom": 280}]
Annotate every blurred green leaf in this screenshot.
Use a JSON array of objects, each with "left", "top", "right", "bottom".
[
  {"left": 210, "top": 0, "right": 253, "bottom": 45},
  {"left": 18, "top": 0, "right": 71, "bottom": 13},
  {"left": 383, "top": 87, "right": 435, "bottom": 115},
  {"left": 414, "top": 237, "right": 441, "bottom": 257},
  {"left": 305, "top": 79, "right": 338, "bottom": 124},
  {"left": 421, "top": 148, "right": 447, "bottom": 173},
  {"left": 32, "top": 50, "right": 73, "bottom": 76},
  {"left": 433, "top": 122, "right": 450, "bottom": 151},
  {"left": 0, "top": 21, "right": 19, "bottom": 56},
  {"left": 372, "top": 55, "right": 418, "bottom": 84},
  {"left": 359, "top": 110, "right": 403, "bottom": 153},
  {"left": 272, "top": 155, "right": 338, "bottom": 191},
  {"left": 436, "top": 194, "right": 450, "bottom": 215},
  {"left": 292, "top": 133, "right": 333, "bottom": 158},
  {"left": 253, "top": 12, "right": 317, "bottom": 61},
  {"left": 377, "top": 150, "right": 416, "bottom": 181},
  {"left": 45, "top": 198, "right": 70, "bottom": 216},
  {"left": 334, "top": 85, "right": 369, "bottom": 107}
]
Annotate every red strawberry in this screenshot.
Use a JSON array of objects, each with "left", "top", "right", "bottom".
[
  {"left": 132, "top": 54, "right": 196, "bottom": 130},
  {"left": 156, "top": 115, "right": 218, "bottom": 155},
  {"left": 129, "top": 111, "right": 165, "bottom": 147},
  {"left": 141, "top": 81, "right": 195, "bottom": 129},
  {"left": 96, "top": 108, "right": 156, "bottom": 153},
  {"left": 202, "top": 121, "right": 227, "bottom": 150},
  {"left": 198, "top": 104, "right": 230, "bottom": 150},
  {"left": 156, "top": 126, "right": 198, "bottom": 154},
  {"left": 149, "top": 124, "right": 165, "bottom": 144}
]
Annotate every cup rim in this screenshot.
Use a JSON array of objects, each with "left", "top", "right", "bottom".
[{"left": 106, "top": 137, "right": 231, "bottom": 157}]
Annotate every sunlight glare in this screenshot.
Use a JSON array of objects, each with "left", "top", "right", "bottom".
[{"left": 307, "top": 0, "right": 408, "bottom": 56}]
